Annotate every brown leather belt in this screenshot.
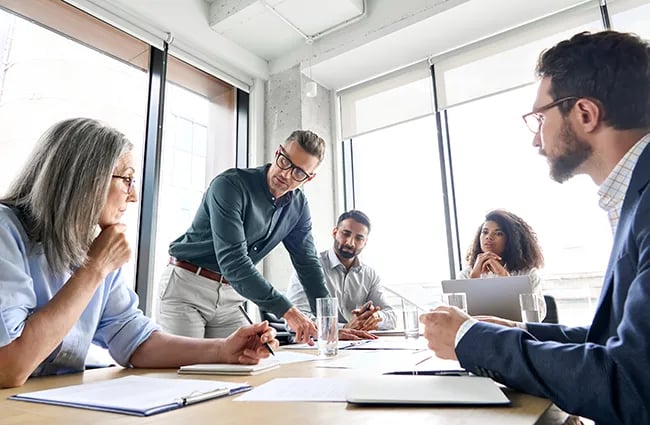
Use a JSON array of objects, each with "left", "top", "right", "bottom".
[{"left": 169, "top": 257, "right": 229, "bottom": 284}]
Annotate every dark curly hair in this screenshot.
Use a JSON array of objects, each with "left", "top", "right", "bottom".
[
  {"left": 536, "top": 31, "right": 650, "bottom": 129},
  {"left": 466, "top": 209, "right": 544, "bottom": 274}
]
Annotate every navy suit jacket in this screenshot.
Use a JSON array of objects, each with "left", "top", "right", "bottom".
[{"left": 456, "top": 140, "right": 650, "bottom": 425}]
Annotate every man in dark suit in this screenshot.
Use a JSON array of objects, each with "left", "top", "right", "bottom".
[{"left": 421, "top": 31, "right": 650, "bottom": 425}]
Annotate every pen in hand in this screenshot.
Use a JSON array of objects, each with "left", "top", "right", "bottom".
[{"left": 237, "top": 305, "right": 276, "bottom": 356}]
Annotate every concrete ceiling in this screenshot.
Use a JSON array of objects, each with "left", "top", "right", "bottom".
[{"left": 68, "top": 0, "right": 594, "bottom": 90}]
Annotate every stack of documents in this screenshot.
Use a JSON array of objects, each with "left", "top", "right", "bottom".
[{"left": 9, "top": 376, "right": 251, "bottom": 416}]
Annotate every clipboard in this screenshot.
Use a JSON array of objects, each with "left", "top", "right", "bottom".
[{"left": 9, "top": 376, "right": 252, "bottom": 416}]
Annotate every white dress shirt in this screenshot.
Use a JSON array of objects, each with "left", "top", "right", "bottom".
[{"left": 286, "top": 248, "right": 397, "bottom": 329}]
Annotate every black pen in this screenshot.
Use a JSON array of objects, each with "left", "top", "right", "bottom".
[
  {"left": 237, "top": 305, "right": 275, "bottom": 356},
  {"left": 383, "top": 370, "right": 469, "bottom": 376}
]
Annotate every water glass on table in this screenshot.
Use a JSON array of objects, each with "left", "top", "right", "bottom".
[
  {"left": 401, "top": 299, "right": 420, "bottom": 339},
  {"left": 442, "top": 292, "right": 468, "bottom": 313},
  {"left": 316, "top": 297, "right": 339, "bottom": 357},
  {"left": 519, "top": 293, "right": 544, "bottom": 323}
]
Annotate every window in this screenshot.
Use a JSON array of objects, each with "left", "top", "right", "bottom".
[
  {"left": 0, "top": 3, "right": 149, "bottom": 288},
  {"left": 610, "top": 0, "right": 650, "bottom": 37},
  {"left": 347, "top": 115, "right": 449, "bottom": 307},
  {"left": 447, "top": 85, "right": 611, "bottom": 326},
  {"left": 151, "top": 55, "right": 237, "bottom": 318}
]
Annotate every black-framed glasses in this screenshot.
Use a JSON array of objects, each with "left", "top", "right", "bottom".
[
  {"left": 275, "top": 146, "right": 312, "bottom": 182},
  {"left": 522, "top": 96, "right": 579, "bottom": 134},
  {"left": 111, "top": 175, "right": 136, "bottom": 194}
]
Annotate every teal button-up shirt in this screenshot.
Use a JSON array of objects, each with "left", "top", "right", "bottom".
[{"left": 169, "top": 165, "right": 327, "bottom": 317}]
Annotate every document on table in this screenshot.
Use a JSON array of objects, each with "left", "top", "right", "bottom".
[
  {"left": 9, "top": 376, "right": 250, "bottom": 416},
  {"left": 316, "top": 350, "right": 448, "bottom": 371},
  {"left": 272, "top": 351, "right": 320, "bottom": 363},
  {"left": 235, "top": 378, "right": 347, "bottom": 402},
  {"left": 282, "top": 340, "right": 372, "bottom": 350},
  {"left": 178, "top": 351, "right": 318, "bottom": 375},
  {"left": 345, "top": 337, "right": 428, "bottom": 350}
]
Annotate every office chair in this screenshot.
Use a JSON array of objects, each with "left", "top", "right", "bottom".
[
  {"left": 259, "top": 310, "right": 295, "bottom": 345},
  {"left": 542, "top": 295, "right": 559, "bottom": 324}
]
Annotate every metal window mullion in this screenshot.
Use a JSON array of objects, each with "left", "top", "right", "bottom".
[
  {"left": 135, "top": 45, "right": 167, "bottom": 316},
  {"left": 236, "top": 89, "right": 249, "bottom": 168},
  {"left": 430, "top": 64, "right": 460, "bottom": 279}
]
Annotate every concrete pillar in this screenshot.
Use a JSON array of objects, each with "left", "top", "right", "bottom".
[{"left": 263, "top": 65, "right": 335, "bottom": 293}]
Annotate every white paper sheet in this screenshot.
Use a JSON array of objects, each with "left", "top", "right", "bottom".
[
  {"left": 235, "top": 378, "right": 347, "bottom": 402},
  {"left": 281, "top": 340, "right": 372, "bottom": 350},
  {"left": 316, "top": 350, "right": 435, "bottom": 371}
]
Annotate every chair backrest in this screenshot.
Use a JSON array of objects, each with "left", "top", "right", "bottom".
[
  {"left": 542, "top": 295, "right": 559, "bottom": 324},
  {"left": 260, "top": 310, "right": 295, "bottom": 345}
]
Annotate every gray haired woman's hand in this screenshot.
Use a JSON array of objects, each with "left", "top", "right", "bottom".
[{"left": 85, "top": 224, "right": 131, "bottom": 278}]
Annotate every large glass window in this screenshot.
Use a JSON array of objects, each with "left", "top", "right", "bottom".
[
  {"left": 151, "top": 56, "right": 237, "bottom": 318},
  {"left": 611, "top": 1, "right": 650, "bottom": 37},
  {"left": 0, "top": 4, "right": 149, "bottom": 288},
  {"left": 348, "top": 115, "right": 449, "bottom": 307},
  {"left": 447, "top": 85, "right": 612, "bottom": 327}
]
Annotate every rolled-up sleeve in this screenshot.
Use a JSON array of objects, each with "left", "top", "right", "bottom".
[
  {"left": 92, "top": 269, "right": 160, "bottom": 367},
  {"left": 0, "top": 215, "right": 35, "bottom": 348}
]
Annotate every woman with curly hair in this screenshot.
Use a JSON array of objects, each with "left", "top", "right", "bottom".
[{"left": 458, "top": 209, "right": 546, "bottom": 318}]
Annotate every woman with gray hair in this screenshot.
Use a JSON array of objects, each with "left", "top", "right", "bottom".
[{"left": 0, "top": 118, "right": 277, "bottom": 388}]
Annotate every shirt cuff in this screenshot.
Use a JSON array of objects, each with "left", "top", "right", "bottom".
[
  {"left": 515, "top": 321, "right": 528, "bottom": 331},
  {"left": 455, "top": 318, "right": 478, "bottom": 347}
]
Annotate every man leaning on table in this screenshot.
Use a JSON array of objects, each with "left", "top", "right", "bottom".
[
  {"left": 158, "top": 130, "right": 330, "bottom": 344},
  {"left": 421, "top": 31, "right": 650, "bottom": 425},
  {"left": 286, "top": 209, "right": 397, "bottom": 331}
]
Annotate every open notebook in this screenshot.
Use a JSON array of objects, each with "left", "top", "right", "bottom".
[{"left": 346, "top": 375, "right": 510, "bottom": 406}]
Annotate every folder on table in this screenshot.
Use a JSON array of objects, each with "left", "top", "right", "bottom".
[
  {"left": 346, "top": 375, "right": 510, "bottom": 406},
  {"left": 9, "top": 375, "right": 251, "bottom": 416}
]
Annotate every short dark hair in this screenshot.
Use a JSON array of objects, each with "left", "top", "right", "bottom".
[
  {"left": 536, "top": 30, "right": 650, "bottom": 130},
  {"left": 466, "top": 209, "right": 544, "bottom": 273},
  {"left": 285, "top": 130, "right": 326, "bottom": 163},
  {"left": 337, "top": 209, "right": 371, "bottom": 232}
]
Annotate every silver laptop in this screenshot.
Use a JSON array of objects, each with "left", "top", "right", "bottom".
[{"left": 441, "top": 275, "right": 533, "bottom": 321}]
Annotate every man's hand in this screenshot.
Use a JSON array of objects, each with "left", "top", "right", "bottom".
[
  {"left": 420, "top": 306, "right": 470, "bottom": 360},
  {"left": 221, "top": 322, "right": 278, "bottom": 364},
  {"left": 283, "top": 306, "right": 318, "bottom": 344},
  {"left": 346, "top": 302, "right": 382, "bottom": 330},
  {"left": 339, "top": 328, "right": 377, "bottom": 340}
]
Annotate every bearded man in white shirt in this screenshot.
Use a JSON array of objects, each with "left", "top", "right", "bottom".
[{"left": 286, "top": 210, "right": 396, "bottom": 331}]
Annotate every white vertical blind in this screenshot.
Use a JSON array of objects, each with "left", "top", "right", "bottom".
[
  {"left": 338, "top": 62, "right": 433, "bottom": 140},
  {"left": 433, "top": 1, "right": 602, "bottom": 111}
]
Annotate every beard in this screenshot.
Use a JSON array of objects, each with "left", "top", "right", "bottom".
[
  {"left": 542, "top": 119, "right": 592, "bottom": 183},
  {"left": 335, "top": 242, "right": 359, "bottom": 259}
]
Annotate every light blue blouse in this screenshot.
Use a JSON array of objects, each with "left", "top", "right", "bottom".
[{"left": 0, "top": 204, "right": 159, "bottom": 376}]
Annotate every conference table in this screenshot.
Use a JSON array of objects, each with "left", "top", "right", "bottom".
[{"left": 1, "top": 342, "right": 559, "bottom": 425}]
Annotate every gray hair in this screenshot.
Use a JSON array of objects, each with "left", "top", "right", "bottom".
[
  {"left": 1, "top": 118, "right": 132, "bottom": 275},
  {"left": 285, "top": 130, "right": 326, "bottom": 163}
]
